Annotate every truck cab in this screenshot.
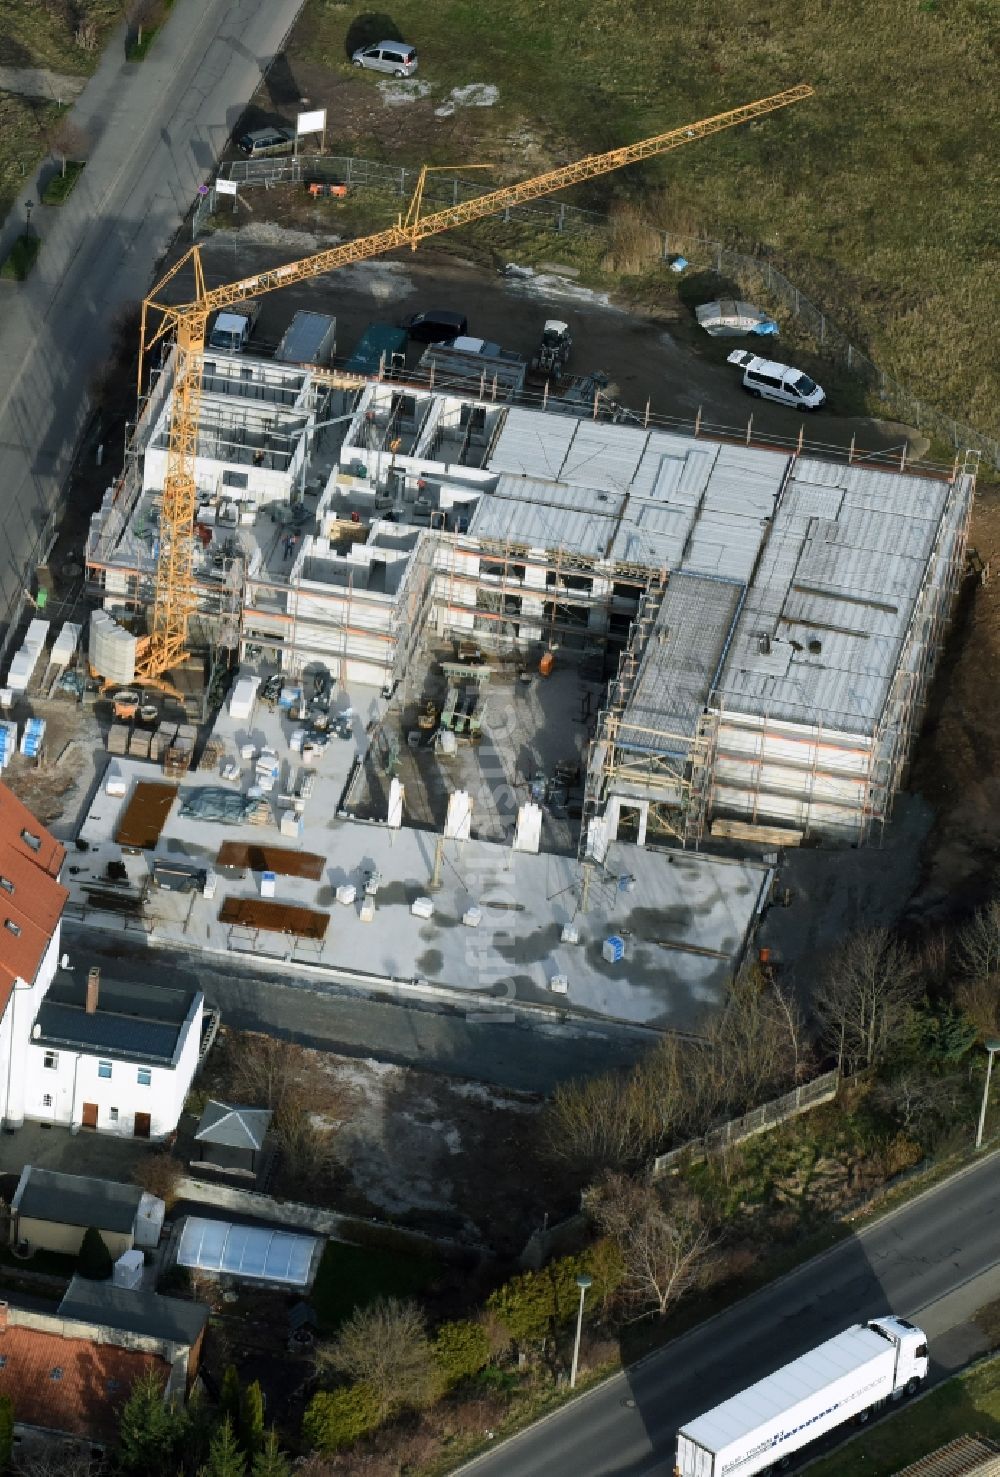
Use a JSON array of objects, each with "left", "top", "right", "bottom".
[
  {"left": 868, "top": 1316, "right": 929, "bottom": 1394},
  {"left": 208, "top": 303, "right": 260, "bottom": 353}
]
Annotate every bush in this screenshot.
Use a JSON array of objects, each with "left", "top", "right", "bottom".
[
  {"left": 0, "top": 235, "right": 40, "bottom": 282},
  {"left": 156, "top": 1263, "right": 192, "bottom": 1296},
  {"left": 0, "top": 1393, "right": 12, "bottom": 1470},
  {"left": 77, "top": 1226, "right": 113, "bottom": 1280},
  {"left": 303, "top": 1383, "right": 381, "bottom": 1454},
  {"left": 133, "top": 1150, "right": 184, "bottom": 1210},
  {"left": 42, "top": 161, "right": 85, "bottom": 204},
  {"left": 433, "top": 1320, "right": 490, "bottom": 1388},
  {"left": 486, "top": 1242, "right": 624, "bottom": 1345}
]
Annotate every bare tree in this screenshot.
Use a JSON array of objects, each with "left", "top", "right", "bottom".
[
  {"left": 127, "top": 0, "right": 166, "bottom": 46},
  {"left": 590, "top": 1173, "right": 712, "bottom": 1320},
  {"left": 223, "top": 1031, "right": 298, "bottom": 1113},
  {"left": 75, "top": 20, "right": 98, "bottom": 52},
  {"left": 132, "top": 1150, "right": 184, "bottom": 1210},
  {"left": 542, "top": 1068, "right": 659, "bottom": 1175},
  {"left": 16, "top": 1444, "right": 108, "bottom": 1477},
  {"left": 955, "top": 973, "right": 1000, "bottom": 1039},
  {"left": 48, "top": 117, "right": 90, "bottom": 177},
  {"left": 957, "top": 901, "right": 1000, "bottom": 983},
  {"left": 814, "top": 928, "right": 919, "bottom": 1072},
  {"left": 700, "top": 966, "right": 810, "bottom": 1117},
  {"left": 315, "top": 1297, "right": 439, "bottom": 1419}
]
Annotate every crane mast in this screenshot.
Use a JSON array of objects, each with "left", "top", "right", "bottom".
[{"left": 135, "top": 84, "right": 813, "bottom": 685}]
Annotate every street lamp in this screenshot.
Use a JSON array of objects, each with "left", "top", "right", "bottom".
[
  {"left": 569, "top": 1272, "right": 592, "bottom": 1390},
  {"left": 975, "top": 1037, "right": 1000, "bottom": 1150},
  {"left": 24, "top": 200, "right": 33, "bottom": 236}
]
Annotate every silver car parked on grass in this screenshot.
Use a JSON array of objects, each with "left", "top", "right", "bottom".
[{"left": 351, "top": 40, "right": 418, "bottom": 77}]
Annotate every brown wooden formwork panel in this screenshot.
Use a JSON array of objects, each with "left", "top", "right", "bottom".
[
  {"left": 115, "top": 782, "right": 178, "bottom": 852},
  {"left": 218, "top": 897, "right": 329, "bottom": 940},
  {"left": 215, "top": 843, "right": 325, "bottom": 880}
]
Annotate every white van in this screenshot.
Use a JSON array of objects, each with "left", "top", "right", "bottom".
[{"left": 728, "top": 350, "right": 826, "bottom": 410}]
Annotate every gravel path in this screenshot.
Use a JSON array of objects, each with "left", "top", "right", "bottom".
[{"left": 0, "top": 66, "right": 86, "bottom": 103}]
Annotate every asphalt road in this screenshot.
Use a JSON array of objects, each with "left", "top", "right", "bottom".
[
  {"left": 62, "top": 925, "right": 653, "bottom": 1093},
  {"left": 0, "top": 0, "right": 305, "bottom": 646},
  {"left": 458, "top": 1151, "right": 1000, "bottom": 1476}
]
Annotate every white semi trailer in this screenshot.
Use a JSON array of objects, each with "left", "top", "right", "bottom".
[{"left": 674, "top": 1317, "right": 928, "bottom": 1477}]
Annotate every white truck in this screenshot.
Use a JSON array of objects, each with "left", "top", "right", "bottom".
[
  {"left": 208, "top": 302, "right": 260, "bottom": 353},
  {"left": 674, "top": 1317, "right": 928, "bottom": 1477}
]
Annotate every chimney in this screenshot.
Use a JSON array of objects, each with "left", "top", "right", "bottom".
[{"left": 86, "top": 967, "right": 100, "bottom": 1015}]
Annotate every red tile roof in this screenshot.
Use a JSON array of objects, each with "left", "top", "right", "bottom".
[
  {"left": 0, "top": 1322, "right": 166, "bottom": 1441},
  {"left": 0, "top": 782, "right": 68, "bottom": 1009}
]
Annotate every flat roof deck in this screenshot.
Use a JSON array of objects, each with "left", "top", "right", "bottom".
[{"left": 69, "top": 685, "right": 770, "bottom": 1028}]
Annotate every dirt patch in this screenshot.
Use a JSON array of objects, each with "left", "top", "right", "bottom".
[{"left": 203, "top": 1031, "right": 572, "bottom": 1255}]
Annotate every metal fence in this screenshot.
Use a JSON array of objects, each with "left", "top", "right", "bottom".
[
  {"left": 650, "top": 1069, "right": 840, "bottom": 1180},
  {"left": 200, "top": 155, "right": 1000, "bottom": 469}
]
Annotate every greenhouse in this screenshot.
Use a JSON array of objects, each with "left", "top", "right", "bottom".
[{"left": 177, "top": 1216, "right": 321, "bottom": 1287}]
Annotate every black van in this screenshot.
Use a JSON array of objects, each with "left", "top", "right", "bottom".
[{"left": 401, "top": 308, "right": 469, "bottom": 344}]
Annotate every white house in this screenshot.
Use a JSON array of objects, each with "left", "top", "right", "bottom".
[
  {"left": 23, "top": 969, "right": 204, "bottom": 1140},
  {"left": 0, "top": 784, "right": 68, "bottom": 1129}
]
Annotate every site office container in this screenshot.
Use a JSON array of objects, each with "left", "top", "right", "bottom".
[{"left": 675, "top": 1319, "right": 928, "bottom": 1477}]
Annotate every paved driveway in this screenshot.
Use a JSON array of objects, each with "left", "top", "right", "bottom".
[
  {"left": 0, "top": 0, "right": 305, "bottom": 646},
  {"left": 0, "top": 1118, "right": 150, "bottom": 1183}
]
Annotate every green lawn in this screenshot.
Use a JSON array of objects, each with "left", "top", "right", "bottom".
[
  {"left": 312, "top": 1239, "right": 443, "bottom": 1330},
  {"left": 808, "top": 1356, "right": 1000, "bottom": 1477},
  {"left": 0, "top": 92, "right": 62, "bottom": 225},
  {"left": 291, "top": 0, "right": 998, "bottom": 439},
  {"left": 0, "top": 1, "right": 123, "bottom": 75},
  {"left": 42, "top": 160, "right": 85, "bottom": 204}
]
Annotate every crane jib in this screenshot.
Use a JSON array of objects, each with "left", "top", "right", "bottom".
[{"left": 136, "top": 84, "right": 814, "bottom": 686}]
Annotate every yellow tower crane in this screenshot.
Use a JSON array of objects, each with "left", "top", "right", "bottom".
[{"left": 134, "top": 83, "right": 813, "bottom": 687}]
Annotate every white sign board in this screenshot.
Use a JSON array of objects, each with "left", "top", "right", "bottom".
[
  {"left": 215, "top": 178, "right": 238, "bottom": 197},
  {"left": 296, "top": 107, "right": 327, "bottom": 137}
]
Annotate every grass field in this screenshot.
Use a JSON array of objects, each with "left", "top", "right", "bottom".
[
  {"left": 808, "top": 1355, "right": 1000, "bottom": 1476},
  {"left": 0, "top": 91, "right": 62, "bottom": 223},
  {"left": 311, "top": 1240, "right": 443, "bottom": 1330},
  {"left": 0, "top": 1, "right": 123, "bottom": 75},
  {"left": 292, "top": 0, "right": 998, "bottom": 438}
]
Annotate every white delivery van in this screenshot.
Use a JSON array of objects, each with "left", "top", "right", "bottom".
[{"left": 728, "top": 349, "right": 826, "bottom": 410}]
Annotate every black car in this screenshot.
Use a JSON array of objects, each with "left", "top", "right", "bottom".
[{"left": 401, "top": 308, "right": 469, "bottom": 344}]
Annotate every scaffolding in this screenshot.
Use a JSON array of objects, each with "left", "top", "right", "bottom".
[{"left": 580, "top": 457, "right": 977, "bottom": 848}]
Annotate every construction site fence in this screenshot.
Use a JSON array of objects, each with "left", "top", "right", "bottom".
[
  {"left": 204, "top": 154, "right": 1000, "bottom": 471},
  {"left": 649, "top": 1068, "right": 840, "bottom": 1179}
]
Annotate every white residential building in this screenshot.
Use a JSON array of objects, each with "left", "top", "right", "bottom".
[
  {"left": 0, "top": 781, "right": 203, "bottom": 1140},
  {"left": 24, "top": 972, "right": 204, "bottom": 1141},
  {"left": 0, "top": 784, "right": 68, "bottom": 1130}
]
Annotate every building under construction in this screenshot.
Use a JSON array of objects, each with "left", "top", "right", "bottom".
[{"left": 86, "top": 351, "right": 975, "bottom": 848}]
